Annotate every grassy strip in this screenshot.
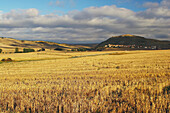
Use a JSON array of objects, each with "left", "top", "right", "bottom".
[
  {"left": 108, "top": 52, "right": 139, "bottom": 55},
  {"left": 71, "top": 52, "right": 135, "bottom": 58},
  {"left": 14, "top": 57, "right": 69, "bottom": 62},
  {"left": 37, "top": 53, "right": 72, "bottom": 56},
  {"left": 0, "top": 52, "right": 142, "bottom": 64},
  {"left": 0, "top": 57, "right": 69, "bottom": 64}
]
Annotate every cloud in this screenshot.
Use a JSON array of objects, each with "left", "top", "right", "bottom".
[
  {"left": 137, "top": 7, "right": 170, "bottom": 19},
  {"left": 143, "top": 0, "right": 170, "bottom": 9},
  {"left": 0, "top": 3, "right": 170, "bottom": 43},
  {"left": 139, "top": 0, "right": 170, "bottom": 19},
  {"left": 72, "top": 5, "right": 135, "bottom": 20},
  {"left": 26, "top": 8, "right": 39, "bottom": 17},
  {"left": 143, "top": 2, "right": 159, "bottom": 8},
  {"left": 2, "top": 8, "right": 39, "bottom": 21},
  {"left": 161, "top": 0, "right": 170, "bottom": 8},
  {"left": 154, "top": 34, "right": 170, "bottom": 39}
]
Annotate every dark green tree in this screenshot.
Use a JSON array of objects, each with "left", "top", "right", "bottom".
[
  {"left": 41, "top": 48, "right": 45, "bottom": 51},
  {"left": 0, "top": 49, "right": 2, "bottom": 53},
  {"left": 54, "top": 48, "right": 64, "bottom": 51},
  {"left": 23, "top": 48, "right": 35, "bottom": 53},
  {"left": 15, "top": 48, "right": 19, "bottom": 53}
]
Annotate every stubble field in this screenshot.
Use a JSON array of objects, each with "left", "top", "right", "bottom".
[{"left": 0, "top": 50, "right": 169, "bottom": 112}]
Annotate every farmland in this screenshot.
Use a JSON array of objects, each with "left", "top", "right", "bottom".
[{"left": 0, "top": 50, "right": 169, "bottom": 112}]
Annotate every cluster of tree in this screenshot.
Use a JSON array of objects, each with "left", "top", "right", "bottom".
[
  {"left": 23, "top": 48, "right": 35, "bottom": 53},
  {"left": 93, "top": 47, "right": 105, "bottom": 51},
  {"left": 15, "top": 48, "right": 35, "bottom": 53},
  {"left": 0, "top": 49, "right": 2, "bottom": 53},
  {"left": 96, "top": 48, "right": 105, "bottom": 51},
  {"left": 1, "top": 58, "right": 13, "bottom": 62},
  {"left": 71, "top": 48, "right": 92, "bottom": 52},
  {"left": 37, "top": 48, "right": 45, "bottom": 52},
  {"left": 15, "top": 48, "right": 22, "bottom": 53},
  {"left": 54, "top": 47, "right": 93, "bottom": 52},
  {"left": 54, "top": 47, "right": 64, "bottom": 51}
]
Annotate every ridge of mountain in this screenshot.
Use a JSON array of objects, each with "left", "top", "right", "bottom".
[{"left": 96, "top": 34, "right": 170, "bottom": 49}]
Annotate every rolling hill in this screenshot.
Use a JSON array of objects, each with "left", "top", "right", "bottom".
[
  {"left": 96, "top": 34, "right": 170, "bottom": 50},
  {"left": 0, "top": 37, "right": 90, "bottom": 52}
]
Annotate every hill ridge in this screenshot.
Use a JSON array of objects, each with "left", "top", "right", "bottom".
[
  {"left": 96, "top": 34, "right": 170, "bottom": 50},
  {"left": 0, "top": 37, "right": 90, "bottom": 52}
]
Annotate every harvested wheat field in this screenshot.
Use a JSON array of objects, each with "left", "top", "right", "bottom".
[{"left": 0, "top": 50, "right": 169, "bottom": 112}]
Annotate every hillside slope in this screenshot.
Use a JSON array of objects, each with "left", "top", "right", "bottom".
[
  {"left": 96, "top": 34, "right": 170, "bottom": 49},
  {"left": 0, "top": 37, "right": 90, "bottom": 50}
]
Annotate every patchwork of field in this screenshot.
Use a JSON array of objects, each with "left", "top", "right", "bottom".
[{"left": 0, "top": 50, "right": 169, "bottom": 112}]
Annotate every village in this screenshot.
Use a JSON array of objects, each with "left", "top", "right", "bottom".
[{"left": 104, "top": 44, "right": 157, "bottom": 49}]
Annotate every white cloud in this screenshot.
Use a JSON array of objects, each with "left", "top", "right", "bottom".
[
  {"left": 140, "top": 0, "right": 170, "bottom": 19},
  {"left": 138, "top": 7, "right": 170, "bottom": 19},
  {"left": 0, "top": 4, "right": 170, "bottom": 43},
  {"left": 72, "top": 5, "right": 135, "bottom": 20},
  {"left": 26, "top": 8, "right": 39, "bottom": 17}
]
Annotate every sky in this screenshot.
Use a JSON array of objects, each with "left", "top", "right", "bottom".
[{"left": 0, "top": 0, "right": 170, "bottom": 43}]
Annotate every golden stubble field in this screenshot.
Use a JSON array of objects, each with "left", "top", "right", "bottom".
[{"left": 0, "top": 50, "right": 169, "bottom": 112}]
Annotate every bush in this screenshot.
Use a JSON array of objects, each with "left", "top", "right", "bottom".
[
  {"left": 77, "top": 48, "right": 86, "bottom": 51},
  {"left": 23, "top": 48, "right": 35, "bottom": 53},
  {"left": 54, "top": 48, "right": 64, "bottom": 51},
  {"left": 37, "top": 48, "right": 45, "bottom": 52},
  {"left": 15, "top": 48, "right": 19, "bottom": 53},
  {"left": 71, "top": 48, "right": 92, "bottom": 52},
  {"left": 1, "top": 58, "right": 13, "bottom": 62},
  {"left": 95, "top": 47, "right": 105, "bottom": 51},
  {"left": 0, "top": 49, "right": 2, "bottom": 53},
  {"left": 1, "top": 59, "right": 5, "bottom": 61},
  {"left": 41, "top": 48, "right": 45, "bottom": 51},
  {"left": 15, "top": 48, "right": 22, "bottom": 53},
  {"left": 6, "top": 58, "right": 13, "bottom": 61},
  {"left": 71, "top": 49, "right": 76, "bottom": 51}
]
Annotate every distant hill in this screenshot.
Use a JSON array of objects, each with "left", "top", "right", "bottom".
[
  {"left": 0, "top": 37, "right": 91, "bottom": 52},
  {"left": 96, "top": 34, "right": 170, "bottom": 50}
]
